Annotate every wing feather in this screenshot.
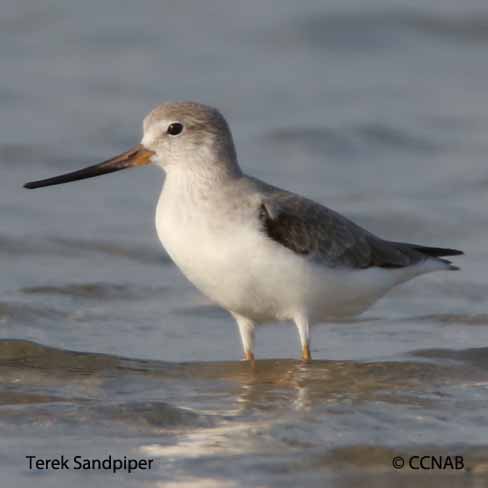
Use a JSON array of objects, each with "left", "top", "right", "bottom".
[{"left": 258, "top": 190, "right": 459, "bottom": 269}]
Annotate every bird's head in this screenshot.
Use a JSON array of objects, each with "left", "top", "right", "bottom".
[{"left": 24, "top": 101, "right": 239, "bottom": 190}]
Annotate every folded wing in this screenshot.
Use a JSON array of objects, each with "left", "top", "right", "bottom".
[{"left": 259, "top": 190, "right": 462, "bottom": 270}]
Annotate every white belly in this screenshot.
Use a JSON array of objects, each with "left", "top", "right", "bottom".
[
  {"left": 156, "top": 198, "right": 424, "bottom": 322},
  {"left": 156, "top": 191, "right": 293, "bottom": 320},
  {"left": 155, "top": 185, "right": 428, "bottom": 324}
]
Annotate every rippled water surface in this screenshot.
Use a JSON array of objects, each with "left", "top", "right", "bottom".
[{"left": 2, "top": 0, "right": 488, "bottom": 486}]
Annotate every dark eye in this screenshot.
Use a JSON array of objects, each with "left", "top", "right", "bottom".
[{"left": 167, "top": 122, "right": 184, "bottom": 136}]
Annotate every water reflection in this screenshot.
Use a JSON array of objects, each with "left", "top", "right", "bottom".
[
  {"left": 1, "top": 339, "right": 485, "bottom": 416},
  {"left": 1, "top": 340, "right": 488, "bottom": 486}
]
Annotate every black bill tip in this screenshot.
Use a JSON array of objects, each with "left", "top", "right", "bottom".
[
  {"left": 23, "top": 144, "right": 155, "bottom": 190},
  {"left": 24, "top": 181, "right": 45, "bottom": 189}
]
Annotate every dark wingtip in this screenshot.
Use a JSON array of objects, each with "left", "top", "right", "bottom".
[
  {"left": 444, "top": 249, "right": 464, "bottom": 257},
  {"left": 24, "top": 182, "right": 36, "bottom": 189},
  {"left": 411, "top": 244, "right": 464, "bottom": 258}
]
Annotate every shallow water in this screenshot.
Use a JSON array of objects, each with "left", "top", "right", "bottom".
[{"left": 2, "top": 0, "right": 488, "bottom": 486}]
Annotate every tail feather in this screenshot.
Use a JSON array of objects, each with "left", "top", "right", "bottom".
[{"left": 437, "top": 258, "right": 460, "bottom": 271}]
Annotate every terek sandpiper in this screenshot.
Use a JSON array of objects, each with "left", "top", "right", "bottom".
[{"left": 24, "top": 101, "right": 463, "bottom": 361}]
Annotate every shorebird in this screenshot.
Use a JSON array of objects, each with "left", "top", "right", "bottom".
[{"left": 24, "top": 101, "right": 463, "bottom": 361}]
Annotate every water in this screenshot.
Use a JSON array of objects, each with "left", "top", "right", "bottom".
[{"left": 2, "top": 0, "right": 488, "bottom": 486}]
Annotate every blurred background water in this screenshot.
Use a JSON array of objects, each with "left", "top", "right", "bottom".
[{"left": 1, "top": 0, "right": 488, "bottom": 486}]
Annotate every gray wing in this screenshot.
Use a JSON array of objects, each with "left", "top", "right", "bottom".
[{"left": 258, "top": 189, "right": 462, "bottom": 269}]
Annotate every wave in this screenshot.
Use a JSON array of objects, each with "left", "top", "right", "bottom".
[
  {"left": 293, "top": 9, "right": 488, "bottom": 50},
  {"left": 21, "top": 282, "right": 167, "bottom": 301},
  {"left": 265, "top": 122, "right": 439, "bottom": 157},
  {"left": 0, "top": 234, "right": 168, "bottom": 265}
]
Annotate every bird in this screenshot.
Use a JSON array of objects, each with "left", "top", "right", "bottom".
[{"left": 24, "top": 101, "right": 463, "bottom": 362}]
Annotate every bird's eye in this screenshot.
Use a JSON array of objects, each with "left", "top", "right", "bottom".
[{"left": 167, "top": 122, "right": 184, "bottom": 136}]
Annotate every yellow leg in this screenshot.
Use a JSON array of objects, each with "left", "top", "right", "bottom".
[
  {"left": 233, "top": 314, "right": 256, "bottom": 363},
  {"left": 244, "top": 351, "right": 255, "bottom": 361},
  {"left": 295, "top": 314, "right": 311, "bottom": 362},
  {"left": 302, "top": 344, "right": 312, "bottom": 362}
]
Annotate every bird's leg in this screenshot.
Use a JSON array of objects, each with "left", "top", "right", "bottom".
[
  {"left": 294, "top": 314, "right": 312, "bottom": 362},
  {"left": 302, "top": 344, "right": 312, "bottom": 362},
  {"left": 232, "top": 313, "right": 256, "bottom": 361},
  {"left": 244, "top": 350, "right": 255, "bottom": 361}
]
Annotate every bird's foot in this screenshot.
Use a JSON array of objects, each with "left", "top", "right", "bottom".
[{"left": 302, "top": 344, "right": 312, "bottom": 362}]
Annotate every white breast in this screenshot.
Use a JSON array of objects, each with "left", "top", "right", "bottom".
[
  {"left": 155, "top": 173, "right": 253, "bottom": 310},
  {"left": 155, "top": 172, "right": 311, "bottom": 321}
]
